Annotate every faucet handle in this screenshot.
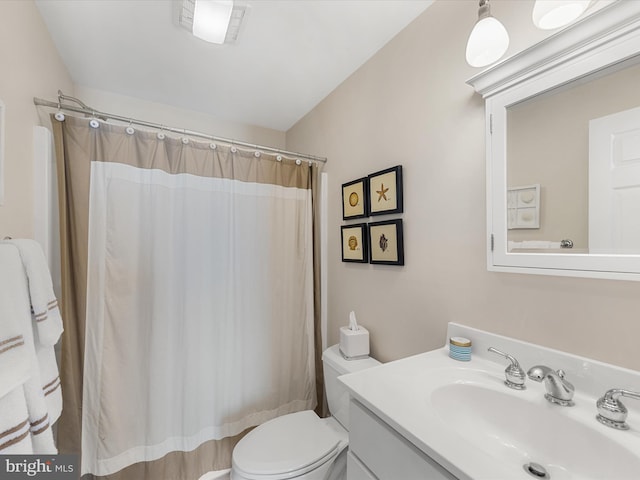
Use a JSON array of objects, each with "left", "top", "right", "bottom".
[
  {"left": 488, "top": 347, "right": 526, "bottom": 390},
  {"left": 596, "top": 388, "right": 640, "bottom": 430}
]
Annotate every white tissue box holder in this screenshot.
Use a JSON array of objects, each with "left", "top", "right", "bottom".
[{"left": 339, "top": 326, "right": 370, "bottom": 359}]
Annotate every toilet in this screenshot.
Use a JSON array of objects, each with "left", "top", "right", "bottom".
[{"left": 230, "top": 344, "right": 380, "bottom": 480}]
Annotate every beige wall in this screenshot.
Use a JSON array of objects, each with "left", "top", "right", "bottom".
[
  {"left": 287, "top": 0, "right": 640, "bottom": 371},
  {"left": 0, "top": 0, "right": 74, "bottom": 239},
  {"left": 74, "top": 86, "right": 286, "bottom": 150}
]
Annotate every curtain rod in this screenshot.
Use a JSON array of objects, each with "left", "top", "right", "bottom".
[{"left": 33, "top": 91, "right": 327, "bottom": 164}]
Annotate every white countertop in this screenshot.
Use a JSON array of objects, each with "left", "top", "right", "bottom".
[{"left": 338, "top": 323, "right": 640, "bottom": 480}]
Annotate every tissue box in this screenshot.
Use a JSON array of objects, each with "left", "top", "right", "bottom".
[{"left": 339, "top": 326, "right": 370, "bottom": 359}]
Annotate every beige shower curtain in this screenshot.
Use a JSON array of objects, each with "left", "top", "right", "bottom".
[{"left": 52, "top": 115, "right": 324, "bottom": 479}]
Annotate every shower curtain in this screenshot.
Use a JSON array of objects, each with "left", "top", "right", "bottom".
[{"left": 51, "top": 115, "right": 324, "bottom": 479}]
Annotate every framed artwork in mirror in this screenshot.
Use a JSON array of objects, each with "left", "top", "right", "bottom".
[
  {"left": 368, "top": 165, "right": 403, "bottom": 216},
  {"left": 342, "top": 177, "right": 368, "bottom": 219},
  {"left": 341, "top": 223, "right": 368, "bottom": 263},
  {"left": 369, "top": 219, "right": 404, "bottom": 266},
  {"left": 507, "top": 184, "right": 540, "bottom": 229}
]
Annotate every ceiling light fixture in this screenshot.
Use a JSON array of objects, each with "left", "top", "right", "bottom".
[
  {"left": 193, "top": 0, "right": 233, "bottom": 44},
  {"left": 532, "top": 0, "right": 590, "bottom": 30},
  {"left": 180, "top": 0, "right": 245, "bottom": 45},
  {"left": 465, "top": 0, "right": 510, "bottom": 68}
]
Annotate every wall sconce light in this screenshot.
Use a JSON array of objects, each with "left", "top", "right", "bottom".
[
  {"left": 465, "top": 0, "right": 510, "bottom": 68},
  {"left": 466, "top": 0, "right": 592, "bottom": 68},
  {"left": 532, "top": 0, "right": 590, "bottom": 30}
]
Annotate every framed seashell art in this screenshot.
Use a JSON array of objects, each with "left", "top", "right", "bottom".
[
  {"left": 341, "top": 223, "right": 369, "bottom": 263},
  {"left": 507, "top": 184, "right": 540, "bottom": 229},
  {"left": 342, "top": 177, "right": 369, "bottom": 220},
  {"left": 368, "top": 219, "right": 404, "bottom": 266}
]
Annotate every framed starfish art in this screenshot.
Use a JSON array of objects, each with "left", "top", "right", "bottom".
[{"left": 368, "top": 165, "right": 403, "bottom": 216}]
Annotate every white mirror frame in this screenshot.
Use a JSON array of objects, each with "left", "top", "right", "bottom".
[{"left": 467, "top": 1, "right": 640, "bottom": 281}]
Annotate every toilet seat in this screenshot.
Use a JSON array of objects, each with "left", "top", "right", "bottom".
[{"left": 232, "top": 411, "right": 347, "bottom": 480}]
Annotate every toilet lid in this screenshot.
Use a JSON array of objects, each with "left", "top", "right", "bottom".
[{"left": 233, "top": 411, "right": 344, "bottom": 479}]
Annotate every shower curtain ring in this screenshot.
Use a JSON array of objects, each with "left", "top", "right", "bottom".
[
  {"left": 157, "top": 126, "right": 166, "bottom": 140},
  {"left": 54, "top": 102, "right": 65, "bottom": 122},
  {"left": 89, "top": 110, "right": 100, "bottom": 129},
  {"left": 125, "top": 119, "right": 135, "bottom": 135}
]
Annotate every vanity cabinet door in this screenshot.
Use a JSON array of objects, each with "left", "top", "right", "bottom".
[
  {"left": 349, "top": 400, "right": 456, "bottom": 480},
  {"left": 347, "top": 451, "right": 378, "bottom": 480}
]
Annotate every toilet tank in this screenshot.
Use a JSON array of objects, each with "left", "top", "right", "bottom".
[{"left": 322, "top": 344, "right": 380, "bottom": 431}]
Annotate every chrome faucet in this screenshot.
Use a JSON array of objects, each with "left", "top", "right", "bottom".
[
  {"left": 488, "top": 347, "right": 526, "bottom": 390},
  {"left": 527, "top": 365, "right": 575, "bottom": 406},
  {"left": 596, "top": 388, "right": 640, "bottom": 430}
]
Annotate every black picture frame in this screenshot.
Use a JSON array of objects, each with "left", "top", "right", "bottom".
[
  {"left": 341, "top": 223, "right": 369, "bottom": 263},
  {"left": 342, "top": 177, "right": 369, "bottom": 220},
  {"left": 368, "top": 165, "right": 403, "bottom": 216},
  {"left": 368, "top": 219, "right": 404, "bottom": 266}
]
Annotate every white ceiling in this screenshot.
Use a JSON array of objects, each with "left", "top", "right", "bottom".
[{"left": 35, "top": 0, "right": 433, "bottom": 131}]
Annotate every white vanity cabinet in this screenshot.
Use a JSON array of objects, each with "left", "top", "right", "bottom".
[{"left": 347, "top": 399, "right": 456, "bottom": 480}]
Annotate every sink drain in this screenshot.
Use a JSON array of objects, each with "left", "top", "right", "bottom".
[{"left": 523, "top": 462, "right": 549, "bottom": 479}]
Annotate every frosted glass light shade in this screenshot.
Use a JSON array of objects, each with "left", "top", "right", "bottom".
[
  {"left": 466, "top": 16, "right": 510, "bottom": 68},
  {"left": 193, "top": 0, "right": 234, "bottom": 44},
  {"left": 532, "top": 0, "right": 590, "bottom": 30}
]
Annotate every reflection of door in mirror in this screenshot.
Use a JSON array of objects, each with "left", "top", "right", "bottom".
[
  {"left": 590, "top": 106, "right": 640, "bottom": 254},
  {"left": 506, "top": 62, "right": 640, "bottom": 254}
]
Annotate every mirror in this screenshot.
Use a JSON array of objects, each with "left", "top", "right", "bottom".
[
  {"left": 507, "top": 60, "right": 640, "bottom": 255},
  {"left": 467, "top": 1, "right": 640, "bottom": 281}
]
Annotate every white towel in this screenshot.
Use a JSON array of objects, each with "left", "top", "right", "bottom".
[
  {"left": 508, "top": 240, "right": 561, "bottom": 250},
  {"left": 4, "top": 239, "right": 63, "bottom": 346},
  {"left": 22, "top": 370, "right": 57, "bottom": 454},
  {"left": 0, "top": 246, "right": 33, "bottom": 455},
  {"left": 0, "top": 387, "right": 33, "bottom": 454},
  {"left": 35, "top": 336, "right": 62, "bottom": 424},
  {"left": 16, "top": 295, "right": 58, "bottom": 454},
  {"left": 3, "top": 239, "right": 64, "bottom": 425},
  {"left": 0, "top": 245, "right": 32, "bottom": 399},
  {"left": 0, "top": 242, "right": 58, "bottom": 453}
]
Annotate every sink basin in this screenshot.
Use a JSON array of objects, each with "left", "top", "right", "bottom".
[
  {"left": 339, "top": 324, "right": 640, "bottom": 480},
  {"left": 430, "top": 382, "right": 640, "bottom": 480}
]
